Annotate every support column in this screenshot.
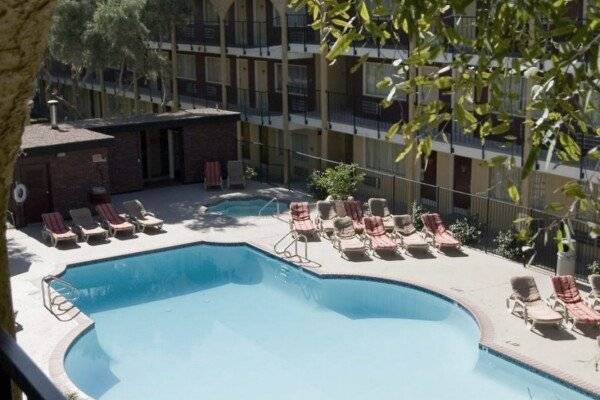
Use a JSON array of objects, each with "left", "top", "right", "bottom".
[
  {"left": 405, "top": 34, "right": 419, "bottom": 204},
  {"left": 319, "top": 42, "right": 329, "bottom": 160},
  {"left": 219, "top": 15, "right": 228, "bottom": 108},
  {"left": 167, "top": 129, "right": 175, "bottom": 180},
  {"left": 170, "top": 18, "right": 180, "bottom": 112},
  {"left": 520, "top": 17, "right": 536, "bottom": 209},
  {"left": 237, "top": 121, "right": 243, "bottom": 160},
  {"left": 281, "top": 8, "right": 290, "bottom": 185}
]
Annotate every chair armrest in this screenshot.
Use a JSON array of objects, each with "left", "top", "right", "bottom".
[
  {"left": 547, "top": 294, "right": 566, "bottom": 312},
  {"left": 143, "top": 211, "right": 156, "bottom": 217}
]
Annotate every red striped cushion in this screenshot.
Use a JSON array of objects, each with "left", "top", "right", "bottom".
[
  {"left": 352, "top": 220, "right": 365, "bottom": 233},
  {"left": 290, "top": 202, "right": 310, "bottom": 221},
  {"left": 435, "top": 231, "right": 459, "bottom": 246},
  {"left": 97, "top": 203, "right": 125, "bottom": 225},
  {"left": 364, "top": 216, "right": 386, "bottom": 236},
  {"left": 344, "top": 201, "right": 363, "bottom": 222},
  {"left": 565, "top": 302, "right": 600, "bottom": 324},
  {"left": 293, "top": 219, "right": 314, "bottom": 233},
  {"left": 205, "top": 161, "right": 221, "bottom": 185},
  {"left": 42, "top": 212, "right": 68, "bottom": 234},
  {"left": 552, "top": 276, "right": 582, "bottom": 304}
]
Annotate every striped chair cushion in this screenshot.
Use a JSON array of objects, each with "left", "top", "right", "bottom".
[
  {"left": 290, "top": 202, "right": 310, "bottom": 221},
  {"left": 204, "top": 161, "right": 222, "bottom": 186},
  {"left": 97, "top": 203, "right": 126, "bottom": 225},
  {"left": 435, "top": 231, "right": 460, "bottom": 247},
  {"left": 552, "top": 276, "right": 582, "bottom": 304},
  {"left": 370, "top": 234, "right": 397, "bottom": 251},
  {"left": 344, "top": 201, "right": 363, "bottom": 222},
  {"left": 565, "top": 302, "right": 600, "bottom": 324},
  {"left": 293, "top": 219, "right": 314, "bottom": 233},
  {"left": 41, "top": 212, "right": 68, "bottom": 234},
  {"left": 364, "top": 216, "right": 386, "bottom": 237}
]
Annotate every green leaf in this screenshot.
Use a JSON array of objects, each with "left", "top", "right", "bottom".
[
  {"left": 387, "top": 122, "right": 400, "bottom": 138},
  {"left": 545, "top": 202, "right": 564, "bottom": 212},
  {"left": 358, "top": 1, "right": 370, "bottom": 24},
  {"left": 396, "top": 141, "right": 413, "bottom": 161},
  {"left": 482, "top": 155, "right": 507, "bottom": 167},
  {"left": 508, "top": 184, "right": 520, "bottom": 203}
]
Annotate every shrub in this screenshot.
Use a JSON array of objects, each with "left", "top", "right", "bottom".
[
  {"left": 410, "top": 202, "right": 427, "bottom": 231},
  {"left": 449, "top": 216, "right": 483, "bottom": 246},
  {"left": 588, "top": 260, "right": 600, "bottom": 275},
  {"left": 493, "top": 229, "right": 527, "bottom": 260},
  {"left": 244, "top": 166, "right": 257, "bottom": 181},
  {"left": 308, "top": 163, "right": 365, "bottom": 200}
]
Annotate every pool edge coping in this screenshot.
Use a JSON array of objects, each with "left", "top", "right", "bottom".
[{"left": 46, "top": 239, "right": 600, "bottom": 400}]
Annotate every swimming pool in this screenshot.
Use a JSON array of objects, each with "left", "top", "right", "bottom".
[
  {"left": 59, "top": 243, "right": 595, "bottom": 400},
  {"left": 206, "top": 198, "right": 286, "bottom": 217}
]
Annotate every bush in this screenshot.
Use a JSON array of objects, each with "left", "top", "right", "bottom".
[
  {"left": 410, "top": 202, "right": 427, "bottom": 231},
  {"left": 493, "top": 229, "right": 527, "bottom": 260},
  {"left": 588, "top": 260, "right": 600, "bottom": 275},
  {"left": 308, "top": 163, "right": 365, "bottom": 200},
  {"left": 244, "top": 166, "right": 258, "bottom": 181},
  {"left": 449, "top": 216, "right": 483, "bottom": 245}
]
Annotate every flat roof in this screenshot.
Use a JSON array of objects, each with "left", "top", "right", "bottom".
[
  {"left": 75, "top": 108, "right": 239, "bottom": 133},
  {"left": 21, "top": 123, "right": 114, "bottom": 155}
]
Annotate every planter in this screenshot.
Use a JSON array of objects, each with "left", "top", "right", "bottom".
[{"left": 556, "top": 242, "right": 577, "bottom": 276}]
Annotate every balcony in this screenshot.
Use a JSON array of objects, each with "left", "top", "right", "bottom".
[
  {"left": 179, "top": 82, "right": 224, "bottom": 109},
  {"left": 287, "top": 13, "right": 320, "bottom": 51},
  {"left": 236, "top": 88, "right": 282, "bottom": 126},
  {"left": 288, "top": 87, "right": 321, "bottom": 126},
  {"left": 225, "top": 19, "right": 281, "bottom": 56}
]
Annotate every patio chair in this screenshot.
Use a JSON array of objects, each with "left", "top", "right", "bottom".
[
  {"left": 393, "top": 214, "right": 429, "bottom": 252},
  {"left": 506, "top": 276, "right": 563, "bottom": 331},
  {"left": 204, "top": 161, "right": 223, "bottom": 190},
  {"left": 227, "top": 160, "right": 245, "bottom": 188},
  {"left": 123, "top": 200, "right": 164, "bottom": 232},
  {"left": 343, "top": 200, "right": 365, "bottom": 234},
  {"left": 548, "top": 275, "right": 600, "bottom": 332},
  {"left": 95, "top": 203, "right": 136, "bottom": 237},
  {"left": 69, "top": 208, "right": 109, "bottom": 242},
  {"left": 290, "top": 202, "right": 316, "bottom": 237},
  {"left": 363, "top": 216, "right": 399, "bottom": 256},
  {"left": 421, "top": 213, "right": 461, "bottom": 250},
  {"left": 332, "top": 217, "right": 368, "bottom": 258},
  {"left": 315, "top": 200, "right": 337, "bottom": 237},
  {"left": 41, "top": 212, "right": 78, "bottom": 247},
  {"left": 367, "top": 198, "right": 395, "bottom": 231},
  {"left": 587, "top": 274, "right": 600, "bottom": 311}
]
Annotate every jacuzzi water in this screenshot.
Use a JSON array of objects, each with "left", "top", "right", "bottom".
[
  {"left": 206, "top": 198, "right": 286, "bottom": 217},
  {"left": 59, "top": 244, "right": 594, "bottom": 400}
]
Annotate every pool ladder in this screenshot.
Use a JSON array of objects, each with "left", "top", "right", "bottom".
[
  {"left": 274, "top": 231, "right": 311, "bottom": 264},
  {"left": 258, "top": 197, "right": 287, "bottom": 222},
  {"left": 41, "top": 275, "right": 80, "bottom": 315}
]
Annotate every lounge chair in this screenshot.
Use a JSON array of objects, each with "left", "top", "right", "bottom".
[
  {"left": 363, "top": 216, "right": 399, "bottom": 255},
  {"left": 421, "top": 213, "right": 461, "bottom": 250},
  {"left": 204, "top": 161, "right": 223, "bottom": 190},
  {"left": 548, "top": 275, "right": 600, "bottom": 331},
  {"left": 227, "top": 160, "right": 245, "bottom": 188},
  {"left": 332, "top": 217, "right": 368, "bottom": 258},
  {"left": 95, "top": 203, "right": 136, "bottom": 237},
  {"left": 343, "top": 200, "right": 365, "bottom": 234},
  {"left": 587, "top": 274, "right": 600, "bottom": 311},
  {"left": 368, "top": 198, "right": 395, "bottom": 231},
  {"left": 290, "top": 202, "right": 316, "bottom": 237},
  {"left": 393, "top": 214, "right": 429, "bottom": 252},
  {"left": 506, "top": 276, "right": 563, "bottom": 331},
  {"left": 123, "top": 200, "right": 164, "bottom": 232},
  {"left": 69, "top": 208, "right": 109, "bottom": 242},
  {"left": 41, "top": 212, "right": 78, "bottom": 247},
  {"left": 315, "top": 200, "right": 337, "bottom": 237}
]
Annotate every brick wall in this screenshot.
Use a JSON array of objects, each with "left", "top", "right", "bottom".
[
  {"left": 107, "top": 131, "right": 144, "bottom": 193},
  {"left": 182, "top": 120, "right": 238, "bottom": 183},
  {"left": 15, "top": 147, "right": 110, "bottom": 223}
]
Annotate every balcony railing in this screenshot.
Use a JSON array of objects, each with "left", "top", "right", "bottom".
[
  {"left": 0, "top": 328, "right": 66, "bottom": 399},
  {"left": 288, "top": 87, "right": 320, "bottom": 124},
  {"left": 225, "top": 19, "right": 281, "bottom": 54},
  {"left": 179, "top": 82, "right": 223, "bottom": 109},
  {"left": 287, "top": 14, "right": 320, "bottom": 50},
  {"left": 237, "top": 88, "right": 282, "bottom": 125}
]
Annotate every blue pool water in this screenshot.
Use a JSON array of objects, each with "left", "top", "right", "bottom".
[
  {"left": 59, "top": 244, "right": 594, "bottom": 400},
  {"left": 207, "top": 198, "right": 286, "bottom": 217}
]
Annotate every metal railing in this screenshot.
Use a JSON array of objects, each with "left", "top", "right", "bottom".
[
  {"left": 287, "top": 14, "right": 320, "bottom": 50},
  {"left": 225, "top": 19, "right": 281, "bottom": 54},
  {"left": 239, "top": 139, "right": 600, "bottom": 276},
  {"left": 0, "top": 328, "right": 66, "bottom": 399},
  {"left": 41, "top": 275, "right": 79, "bottom": 314},
  {"left": 274, "top": 230, "right": 309, "bottom": 263}
]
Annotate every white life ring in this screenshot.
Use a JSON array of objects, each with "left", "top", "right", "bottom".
[{"left": 13, "top": 183, "right": 27, "bottom": 204}]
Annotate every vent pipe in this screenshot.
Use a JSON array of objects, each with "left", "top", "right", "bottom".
[{"left": 48, "top": 100, "right": 59, "bottom": 129}]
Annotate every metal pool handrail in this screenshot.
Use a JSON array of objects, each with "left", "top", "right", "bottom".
[
  {"left": 258, "top": 197, "right": 279, "bottom": 216},
  {"left": 41, "top": 275, "right": 80, "bottom": 313}
]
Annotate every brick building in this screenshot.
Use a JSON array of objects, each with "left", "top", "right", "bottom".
[{"left": 11, "top": 108, "right": 239, "bottom": 226}]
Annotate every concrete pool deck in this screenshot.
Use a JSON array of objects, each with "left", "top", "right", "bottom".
[{"left": 7, "top": 181, "right": 600, "bottom": 398}]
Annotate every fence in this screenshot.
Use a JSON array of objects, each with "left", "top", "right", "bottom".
[{"left": 238, "top": 139, "right": 599, "bottom": 277}]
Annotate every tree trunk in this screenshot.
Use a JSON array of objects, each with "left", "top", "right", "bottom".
[
  {"left": 0, "top": 0, "right": 58, "bottom": 397},
  {"left": 170, "top": 17, "right": 179, "bottom": 112},
  {"left": 98, "top": 68, "right": 108, "bottom": 117},
  {"left": 117, "top": 59, "right": 125, "bottom": 115}
]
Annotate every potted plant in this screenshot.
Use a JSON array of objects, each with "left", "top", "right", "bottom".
[{"left": 555, "top": 223, "right": 576, "bottom": 276}]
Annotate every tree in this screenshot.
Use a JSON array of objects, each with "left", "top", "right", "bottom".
[
  {"left": 293, "top": 0, "right": 600, "bottom": 245},
  {"left": 144, "top": 0, "right": 195, "bottom": 111},
  {"left": 0, "top": 2, "right": 58, "bottom": 397},
  {"left": 47, "top": 0, "right": 95, "bottom": 115}
]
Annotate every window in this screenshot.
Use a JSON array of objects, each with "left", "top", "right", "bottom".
[
  {"left": 203, "top": 0, "right": 219, "bottom": 24},
  {"left": 273, "top": 8, "right": 307, "bottom": 27},
  {"left": 363, "top": 62, "right": 406, "bottom": 99},
  {"left": 365, "top": 138, "right": 405, "bottom": 175},
  {"left": 177, "top": 53, "right": 196, "bottom": 80},
  {"left": 275, "top": 64, "right": 307, "bottom": 95},
  {"left": 489, "top": 166, "right": 521, "bottom": 202},
  {"left": 205, "top": 57, "right": 230, "bottom": 85}
]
